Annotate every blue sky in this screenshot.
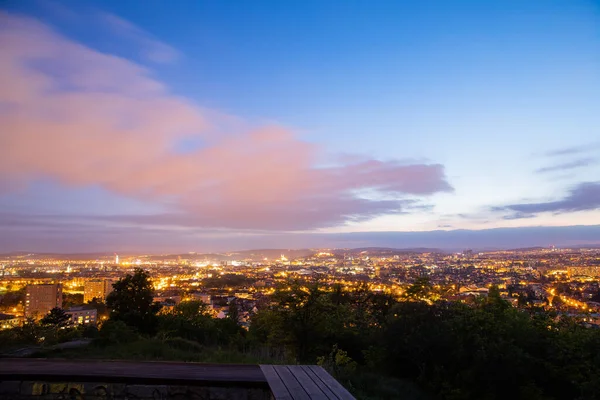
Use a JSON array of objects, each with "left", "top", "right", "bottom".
[{"left": 0, "top": 0, "right": 599, "bottom": 252}]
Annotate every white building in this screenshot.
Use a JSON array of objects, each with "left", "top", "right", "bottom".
[{"left": 66, "top": 306, "right": 97, "bottom": 325}]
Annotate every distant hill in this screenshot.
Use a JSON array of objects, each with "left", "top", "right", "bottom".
[
  {"left": 340, "top": 247, "right": 445, "bottom": 254},
  {"left": 507, "top": 245, "right": 600, "bottom": 252},
  {"left": 145, "top": 247, "right": 447, "bottom": 261},
  {"left": 3, "top": 244, "right": 598, "bottom": 262},
  {"left": 506, "top": 246, "right": 546, "bottom": 252},
  {"left": 0, "top": 252, "right": 115, "bottom": 260}
]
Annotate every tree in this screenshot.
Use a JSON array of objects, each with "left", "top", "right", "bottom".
[
  {"left": 555, "top": 283, "right": 572, "bottom": 296},
  {"left": 486, "top": 284, "right": 510, "bottom": 311},
  {"left": 157, "top": 300, "right": 243, "bottom": 346},
  {"left": 106, "top": 268, "right": 161, "bottom": 334},
  {"left": 86, "top": 298, "right": 109, "bottom": 320},
  {"left": 250, "top": 282, "right": 353, "bottom": 362},
  {"left": 173, "top": 300, "right": 211, "bottom": 318},
  {"left": 0, "top": 287, "right": 25, "bottom": 308},
  {"left": 97, "top": 320, "right": 139, "bottom": 345},
  {"left": 41, "top": 307, "right": 70, "bottom": 327},
  {"left": 63, "top": 293, "right": 83, "bottom": 308},
  {"left": 403, "top": 277, "right": 434, "bottom": 303},
  {"left": 227, "top": 300, "right": 240, "bottom": 324},
  {"left": 551, "top": 295, "right": 564, "bottom": 309}
]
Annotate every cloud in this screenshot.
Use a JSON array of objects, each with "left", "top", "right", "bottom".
[
  {"left": 502, "top": 213, "right": 536, "bottom": 220},
  {"left": 0, "top": 12, "right": 452, "bottom": 232},
  {"left": 544, "top": 142, "right": 600, "bottom": 157},
  {"left": 99, "top": 12, "right": 180, "bottom": 64},
  {"left": 535, "top": 157, "right": 597, "bottom": 174},
  {"left": 495, "top": 182, "right": 600, "bottom": 218}
]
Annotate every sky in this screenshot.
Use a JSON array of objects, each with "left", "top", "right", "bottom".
[{"left": 0, "top": 0, "right": 599, "bottom": 252}]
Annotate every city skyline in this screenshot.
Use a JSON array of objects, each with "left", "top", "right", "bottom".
[{"left": 1, "top": 1, "right": 599, "bottom": 252}]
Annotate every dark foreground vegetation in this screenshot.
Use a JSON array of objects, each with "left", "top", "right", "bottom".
[{"left": 2, "top": 269, "right": 600, "bottom": 400}]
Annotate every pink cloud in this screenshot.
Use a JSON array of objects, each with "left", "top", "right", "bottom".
[{"left": 0, "top": 12, "right": 452, "bottom": 231}]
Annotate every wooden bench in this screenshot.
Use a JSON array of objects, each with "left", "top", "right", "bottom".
[
  {"left": 0, "top": 359, "right": 355, "bottom": 399},
  {"left": 260, "top": 365, "right": 356, "bottom": 400}
]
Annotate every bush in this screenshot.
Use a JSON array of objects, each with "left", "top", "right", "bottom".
[
  {"left": 82, "top": 325, "right": 99, "bottom": 338},
  {"left": 96, "top": 320, "right": 139, "bottom": 346},
  {"left": 163, "top": 337, "right": 204, "bottom": 353}
]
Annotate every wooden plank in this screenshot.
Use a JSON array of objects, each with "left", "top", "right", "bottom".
[
  {"left": 0, "top": 359, "right": 267, "bottom": 386},
  {"left": 260, "top": 365, "right": 293, "bottom": 400},
  {"left": 307, "top": 366, "right": 355, "bottom": 400},
  {"left": 272, "top": 366, "right": 311, "bottom": 400},
  {"left": 287, "top": 365, "right": 330, "bottom": 400},
  {"left": 299, "top": 365, "right": 338, "bottom": 400}
]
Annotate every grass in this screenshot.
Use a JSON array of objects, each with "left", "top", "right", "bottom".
[
  {"left": 31, "top": 337, "right": 288, "bottom": 365},
  {"left": 341, "top": 370, "right": 430, "bottom": 400}
]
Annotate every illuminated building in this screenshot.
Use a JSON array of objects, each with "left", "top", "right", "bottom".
[
  {"left": 84, "top": 279, "right": 113, "bottom": 303},
  {"left": 66, "top": 306, "right": 97, "bottom": 325},
  {"left": 0, "top": 313, "right": 21, "bottom": 330},
  {"left": 190, "top": 292, "right": 212, "bottom": 306},
  {"left": 25, "top": 284, "right": 63, "bottom": 319}
]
